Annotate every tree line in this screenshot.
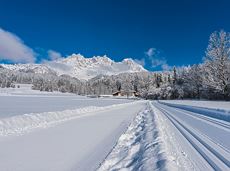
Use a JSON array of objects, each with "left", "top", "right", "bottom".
[
  {"left": 84, "top": 30, "right": 230, "bottom": 100},
  {"left": 0, "top": 30, "right": 229, "bottom": 100}
]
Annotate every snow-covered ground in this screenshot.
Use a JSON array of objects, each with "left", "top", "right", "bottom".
[
  {"left": 0, "top": 85, "right": 135, "bottom": 118},
  {"left": 160, "top": 100, "right": 230, "bottom": 111},
  {"left": 160, "top": 100, "right": 230, "bottom": 122},
  {"left": 0, "top": 84, "right": 75, "bottom": 96},
  {"left": 0, "top": 85, "right": 147, "bottom": 170},
  {"left": 98, "top": 102, "right": 176, "bottom": 171},
  {"left": 0, "top": 103, "right": 146, "bottom": 171},
  {"left": 98, "top": 101, "right": 230, "bottom": 171},
  {"left": 0, "top": 86, "right": 229, "bottom": 171},
  {"left": 153, "top": 102, "right": 230, "bottom": 170}
]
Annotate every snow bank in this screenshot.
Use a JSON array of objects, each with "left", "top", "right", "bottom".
[
  {"left": 98, "top": 102, "right": 174, "bottom": 171},
  {"left": 98, "top": 101, "right": 210, "bottom": 171},
  {"left": 0, "top": 101, "right": 142, "bottom": 136},
  {"left": 159, "top": 101, "right": 230, "bottom": 122}
]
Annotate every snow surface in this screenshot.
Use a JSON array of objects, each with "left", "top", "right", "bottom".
[
  {"left": 99, "top": 101, "right": 230, "bottom": 171},
  {"left": 1, "top": 54, "right": 147, "bottom": 80},
  {"left": 0, "top": 84, "right": 75, "bottom": 96},
  {"left": 1, "top": 88, "right": 229, "bottom": 171},
  {"left": 0, "top": 99, "right": 146, "bottom": 171},
  {"left": 160, "top": 100, "right": 230, "bottom": 111},
  {"left": 160, "top": 100, "right": 230, "bottom": 122},
  {"left": 153, "top": 101, "right": 230, "bottom": 170},
  {"left": 0, "top": 85, "right": 134, "bottom": 118},
  {"left": 98, "top": 102, "right": 175, "bottom": 171}
]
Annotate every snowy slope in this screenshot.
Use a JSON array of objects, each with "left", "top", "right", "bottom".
[
  {"left": 1, "top": 54, "right": 147, "bottom": 80},
  {"left": 49, "top": 54, "right": 146, "bottom": 79},
  {"left": 0, "top": 63, "right": 56, "bottom": 75}
]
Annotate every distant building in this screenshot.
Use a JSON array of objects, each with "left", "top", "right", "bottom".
[
  {"left": 112, "top": 91, "right": 122, "bottom": 96},
  {"left": 112, "top": 90, "right": 139, "bottom": 97}
]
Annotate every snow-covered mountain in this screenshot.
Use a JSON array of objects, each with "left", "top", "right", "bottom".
[
  {"left": 0, "top": 64, "right": 57, "bottom": 75},
  {"left": 1, "top": 54, "right": 147, "bottom": 80}
]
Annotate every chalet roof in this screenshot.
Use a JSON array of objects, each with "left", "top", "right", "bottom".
[
  {"left": 112, "top": 90, "right": 137, "bottom": 94},
  {"left": 112, "top": 91, "right": 121, "bottom": 95}
]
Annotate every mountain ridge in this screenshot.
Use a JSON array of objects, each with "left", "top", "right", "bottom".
[{"left": 1, "top": 54, "right": 147, "bottom": 80}]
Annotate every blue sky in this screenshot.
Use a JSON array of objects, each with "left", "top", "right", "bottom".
[{"left": 0, "top": 0, "right": 230, "bottom": 70}]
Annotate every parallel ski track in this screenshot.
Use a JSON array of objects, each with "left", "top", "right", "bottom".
[
  {"left": 153, "top": 102, "right": 230, "bottom": 171},
  {"left": 161, "top": 102, "right": 230, "bottom": 130},
  {"left": 156, "top": 103, "right": 230, "bottom": 154}
]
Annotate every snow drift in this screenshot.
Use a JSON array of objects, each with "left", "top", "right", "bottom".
[{"left": 0, "top": 101, "right": 142, "bottom": 136}]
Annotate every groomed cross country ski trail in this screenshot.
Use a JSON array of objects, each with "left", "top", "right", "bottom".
[{"left": 98, "top": 101, "right": 230, "bottom": 171}]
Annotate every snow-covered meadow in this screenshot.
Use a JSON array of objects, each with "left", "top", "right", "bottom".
[
  {"left": 0, "top": 86, "right": 146, "bottom": 170},
  {"left": 0, "top": 86, "right": 229, "bottom": 171}
]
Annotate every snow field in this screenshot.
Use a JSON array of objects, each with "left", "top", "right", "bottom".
[
  {"left": 0, "top": 101, "right": 146, "bottom": 171},
  {"left": 1, "top": 94, "right": 229, "bottom": 171},
  {"left": 0, "top": 95, "right": 135, "bottom": 118},
  {"left": 0, "top": 101, "right": 143, "bottom": 136}
]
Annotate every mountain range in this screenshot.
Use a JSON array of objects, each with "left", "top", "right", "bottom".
[{"left": 1, "top": 54, "right": 147, "bottom": 80}]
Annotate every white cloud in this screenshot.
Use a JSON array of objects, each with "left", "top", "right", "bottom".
[
  {"left": 0, "top": 28, "right": 35, "bottom": 63},
  {"left": 145, "top": 47, "right": 156, "bottom": 57},
  {"left": 134, "top": 58, "right": 145, "bottom": 66},
  {"left": 47, "top": 50, "right": 62, "bottom": 61},
  {"left": 144, "top": 47, "right": 172, "bottom": 70},
  {"left": 161, "top": 63, "right": 172, "bottom": 71},
  {"left": 151, "top": 58, "right": 166, "bottom": 67}
]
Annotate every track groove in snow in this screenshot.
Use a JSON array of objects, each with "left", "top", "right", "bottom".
[
  {"left": 159, "top": 101, "right": 230, "bottom": 122},
  {"left": 154, "top": 102, "right": 230, "bottom": 171},
  {"left": 163, "top": 105, "right": 230, "bottom": 130}
]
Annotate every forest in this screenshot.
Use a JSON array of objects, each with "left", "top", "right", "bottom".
[{"left": 0, "top": 30, "right": 230, "bottom": 100}]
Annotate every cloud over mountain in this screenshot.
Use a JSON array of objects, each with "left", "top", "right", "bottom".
[{"left": 0, "top": 28, "right": 36, "bottom": 63}]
